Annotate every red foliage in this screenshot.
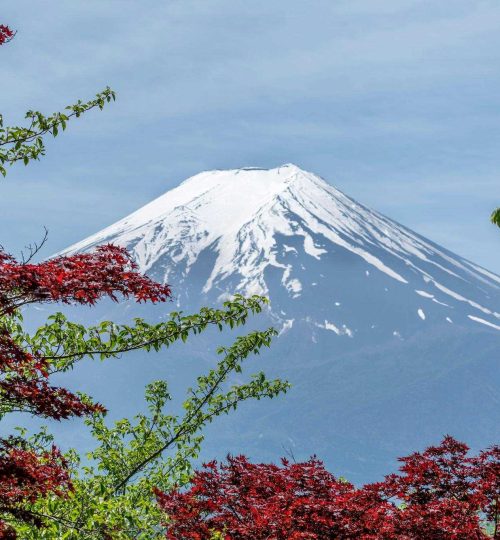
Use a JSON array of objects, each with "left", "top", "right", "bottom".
[
  {"left": 0, "top": 330, "right": 104, "bottom": 420},
  {"left": 0, "top": 244, "right": 171, "bottom": 315},
  {"left": 377, "top": 436, "right": 499, "bottom": 538},
  {"left": 0, "top": 245, "right": 171, "bottom": 536},
  {"left": 0, "top": 439, "right": 72, "bottom": 538},
  {"left": 0, "top": 439, "right": 71, "bottom": 503},
  {"left": 0, "top": 25, "right": 14, "bottom": 46},
  {"left": 155, "top": 457, "right": 395, "bottom": 539},
  {"left": 156, "top": 437, "right": 499, "bottom": 539},
  {"left": 0, "top": 245, "right": 170, "bottom": 421}
]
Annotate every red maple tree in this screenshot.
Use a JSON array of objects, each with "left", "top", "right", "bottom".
[
  {"left": 0, "top": 245, "right": 171, "bottom": 536},
  {"left": 156, "top": 436, "right": 499, "bottom": 539},
  {"left": 0, "top": 23, "right": 173, "bottom": 536},
  {"left": 0, "top": 245, "right": 170, "bottom": 419}
]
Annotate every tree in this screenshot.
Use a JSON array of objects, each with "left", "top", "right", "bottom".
[
  {"left": 0, "top": 219, "right": 288, "bottom": 538},
  {"left": 0, "top": 245, "right": 170, "bottom": 418},
  {"left": 0, "top": 21, "right": 289, "bottom": 537},
  {"left": 156, "top": 437, "right": 499, "bottom": 539},
  {"left": 0, "top": 244, "right": 167, "bottom": 535},
  {"left": 12, "top": 313, "right": 287, "bottom": 538}
]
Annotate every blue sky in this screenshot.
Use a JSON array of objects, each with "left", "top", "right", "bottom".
[{"left": 1, "top": 0, "right": 499, "bottom": 271}]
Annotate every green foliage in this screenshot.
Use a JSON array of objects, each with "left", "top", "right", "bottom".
[
  {"left": 7, "top": 296, "right": 289, "bottom": 538},
  {"left": 491, "top": 208, "right": 500, "bottom": 229},
  {"left": 0, "top": 295, "right": 269, "bottom": 419},
  {"left": 0, "top": 87, "right": 115, "bottom": 177},
  {"left": 4, "top": 294, "right": 268, "bottom": 372}
]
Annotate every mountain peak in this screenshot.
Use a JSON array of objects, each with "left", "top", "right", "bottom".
[
  {"left": 178, "top": 163, "right": 327, "bottom": 194},
  {"left": 61, "top": 165, "right": 500, "bottom": 333},
  {"left": 62, "top": 164, "right": 343, "bottom": 271}
]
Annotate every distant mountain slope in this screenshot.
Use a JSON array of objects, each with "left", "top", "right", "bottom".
[{"left": 59, "top": 164, "right": 500, "bottom": 482}]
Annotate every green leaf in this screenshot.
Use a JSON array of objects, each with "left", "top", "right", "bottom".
[{"left": 491, "top": 207, "right": 500, "bottom": 229}]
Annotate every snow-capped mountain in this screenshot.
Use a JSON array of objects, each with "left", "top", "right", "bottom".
[
  {"left": 63, "top": 164, "right": 500, "bottom": 334},
  {"left": 60, "top": 164, "right": 500, "bottom": 482}
]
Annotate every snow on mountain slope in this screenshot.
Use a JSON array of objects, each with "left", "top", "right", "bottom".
[{"left": 62, "top": 164, "right": 500, "bottom": 333}]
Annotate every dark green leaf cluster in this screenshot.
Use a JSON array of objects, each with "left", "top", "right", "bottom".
[
  {"left": 491, "top": 208, "right": 500, "bottom": 229},
  {"left": 0, "top": 87, "right": 116, "bottom": 176}
]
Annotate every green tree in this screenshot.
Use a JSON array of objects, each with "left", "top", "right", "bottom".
[{"left": 9, "top": 298, "right": 289, "bottom": 538}]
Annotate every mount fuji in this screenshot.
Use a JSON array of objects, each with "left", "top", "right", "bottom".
[{"left": 59, "top": 164, "right": 500, "bottom": 482}]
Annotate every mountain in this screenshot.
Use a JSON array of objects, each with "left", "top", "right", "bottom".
[{"left": 60, "top": 164, "right": 500, "bottom": 482}]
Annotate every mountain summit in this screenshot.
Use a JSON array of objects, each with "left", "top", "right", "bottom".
[
  {"left": 61, "top": 165, "right": 500, "bottom": 481},
  {"left": 64, "top": 164, "right": 499, "bottom": 333}
]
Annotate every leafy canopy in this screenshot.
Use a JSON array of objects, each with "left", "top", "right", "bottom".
[
  {"left": 14, "top": 314, "right": 288, "bottom": 539},
  {"left": 0, "top": 237, "right": 288, "bottom": 538},
  {"left": 157, "top": 437, "right": 500, "bottom": 539}
]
